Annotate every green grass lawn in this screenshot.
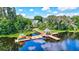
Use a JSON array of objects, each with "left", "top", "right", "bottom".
[
  {"left": 52, "top": 30, "right": 79, "bottom": 33},
  {"left": 0, "top": 31, "right": 34, "bottom": 38},
  {"left": 0, "top": 29, "right": 79, "bottom": 38}
]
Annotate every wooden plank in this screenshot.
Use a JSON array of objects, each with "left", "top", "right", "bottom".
[{"left": 44, "top": 35, "right": 60, "bottom": 40}]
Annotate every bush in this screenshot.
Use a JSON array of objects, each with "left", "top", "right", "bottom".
[{"left": 0, "top": 19, "right": 17, "bottom": 34}]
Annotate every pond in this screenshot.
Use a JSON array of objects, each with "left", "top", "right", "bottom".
[{"left": 0, "top": 32, "right": 79, "bottom": 51}]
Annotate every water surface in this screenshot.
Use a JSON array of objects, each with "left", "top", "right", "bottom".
[{"left": 0, "top": 32, "right": 79, "bottom": 51}]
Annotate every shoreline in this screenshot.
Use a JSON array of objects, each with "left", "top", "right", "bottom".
[{"left": 0, "top": 30, "right": 79, "bottom": 38}]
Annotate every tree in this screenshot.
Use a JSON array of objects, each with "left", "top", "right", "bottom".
[
  {"left": 47, "top": 15, "right": 58, "bottom": 30},
  {"left": 34, "top": 16, "right": 43, "bottom": 22},
  {"left": 6, "top": 7, "right": 16, "bottom": 20},
  {"left": 46, "top": 15, "right": 77, "bottom": 30},
  {"left": 71, "top": 16, "right": 79, "bottom": 29},
  {"left": 23, "top": 18, "right": 32, "bottom": 30},
  {"left": 0, "top": 7, "right": 16, "bottom": 20},
  {"left": 14, "top": 15, "right": 32, "bottom": 32},
  {"left": 0, "top": 18, "right": 17, "bottom": 34}
]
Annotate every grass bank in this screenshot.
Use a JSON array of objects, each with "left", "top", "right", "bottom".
[
  {"left": 0, "top": 30, "right": 79, "bottom": 38},
  {"left": 0, "top": 31, "right": 34, "bottom": 38}
]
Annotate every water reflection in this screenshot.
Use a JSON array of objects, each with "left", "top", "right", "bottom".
[
  {"left": 44, "top": 39, "right": 79, "bottom": 51},
  {"left": 0, "top": 32, "right": 79, "bottom": 51},
  {"left": 0, "top": 37, "right": 18, "bottom": 51},
  {"left": 19, "top": 38, "right": 79, "bottom": 51}
]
